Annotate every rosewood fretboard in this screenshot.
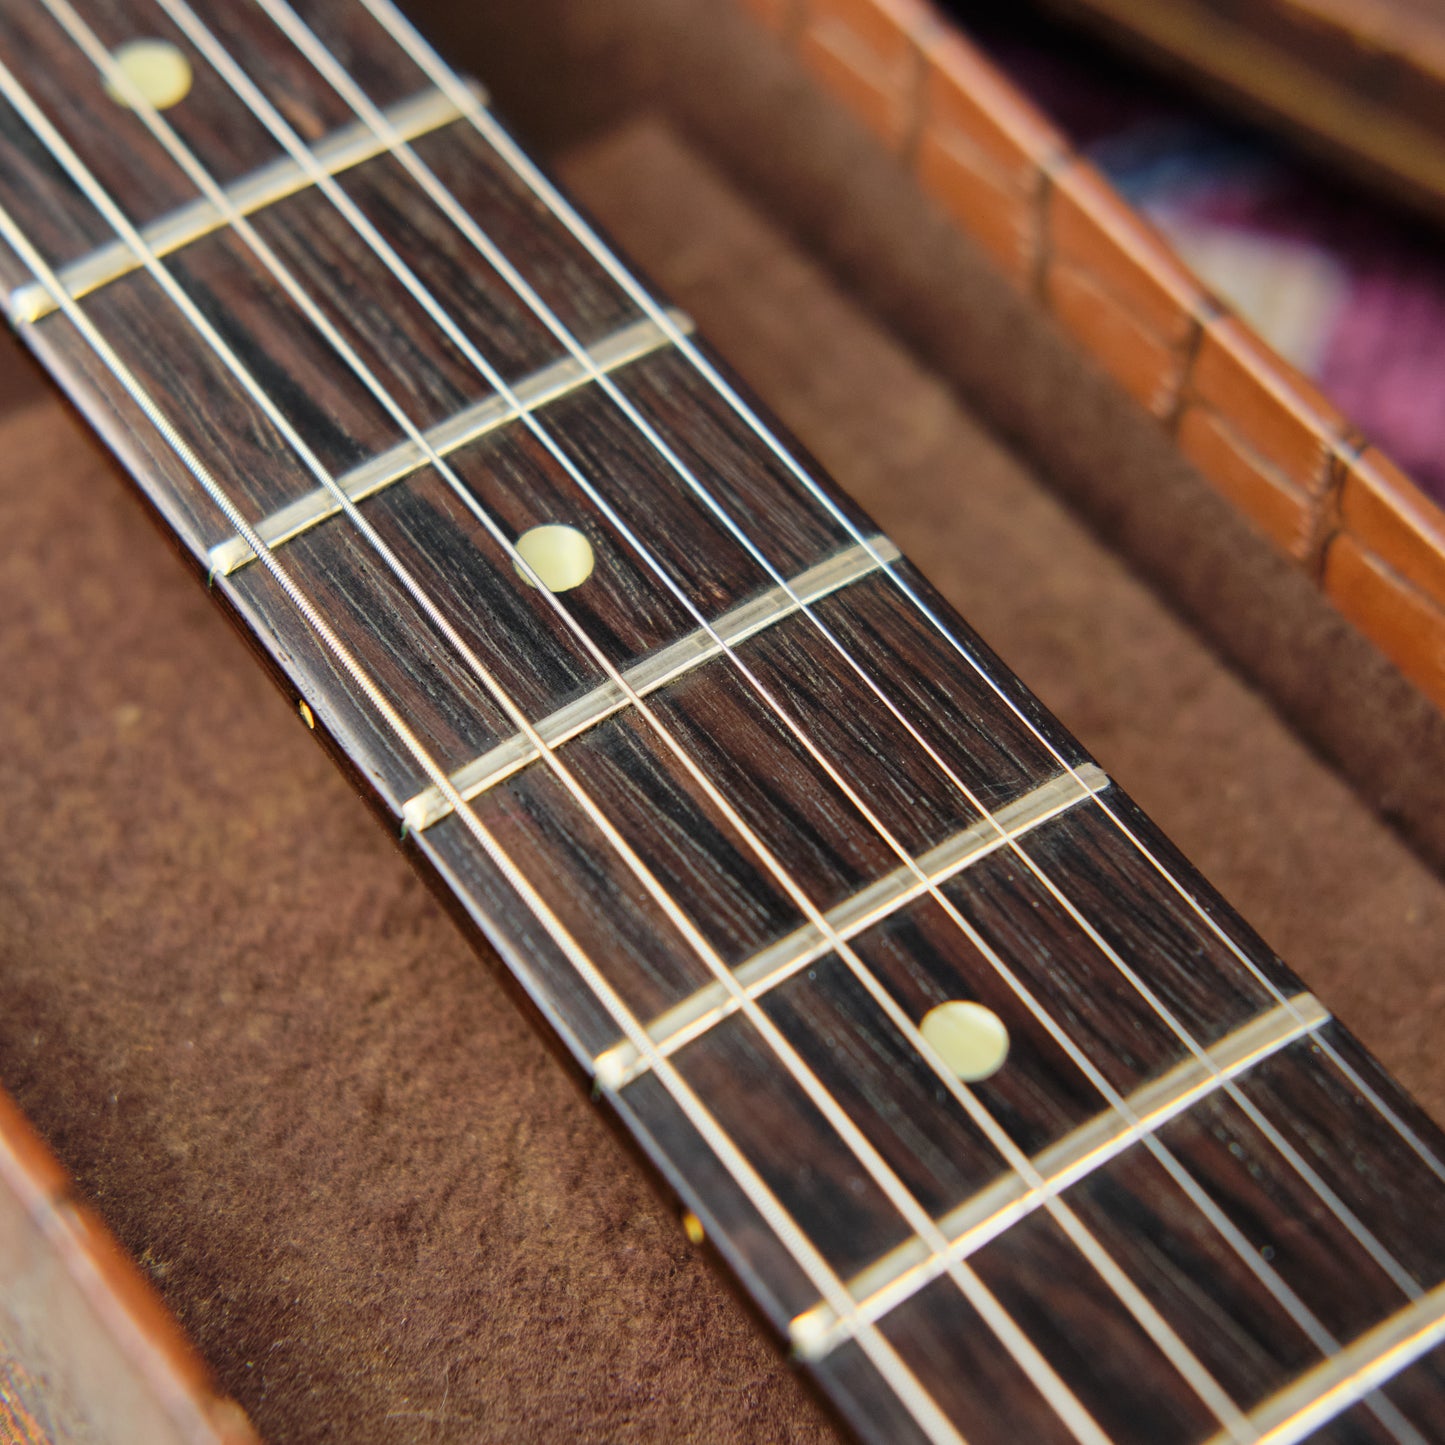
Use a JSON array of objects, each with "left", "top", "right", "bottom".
[{"left": 1, "top": 1, "right": 1443, "bottom": 1441}]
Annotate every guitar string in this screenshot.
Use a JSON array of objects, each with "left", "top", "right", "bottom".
[
  {"left": 14, "top": 24, "right": 1172, "bottom": 1443},
  {"left": 221, "top": 0, "right": 1428, "bottom": 1317},
  {"left": 81, "top": 13, "right": 1266, "bottom": 1435},
  {"left": 299, "top": 9, "right": 1445, "bottom": 1361},
  {"left": 53, "top": 0, "right": 1421, "bottom": 1410},
  {"left": 247, "top": 0, "right": 1435, "bottom": 1303},
  {"left": 22, "top": 5, "right": 1421, "bottom": 1427},
  {"left": 3, "top": 33, "right": 1124, "bottom": 1445},
  {"left": 0, "top": 91, "right": 979, "bottom": 1445},
  {"left": 16, "top": 8, "right": 1421, "bottom": 1433},
  {"left": 352, "top": 0, "right": 1445, "bottom": 1197},
  {"left": 102, "top": 1, "right": 1345, "bottom": 1424}
]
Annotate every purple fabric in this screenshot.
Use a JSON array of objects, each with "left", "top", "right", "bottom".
[{"left": 975, "top": 27, "right": 1445, "bottom": 502}]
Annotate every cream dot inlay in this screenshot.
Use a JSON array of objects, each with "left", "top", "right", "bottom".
[
  {"left": 920, "top": 1000, "right": 1010, "bottom": 1082},
  {"left": 105, "top": 39, "right": 193, "bottom": 111},
  {"left": 514, "top": 524, "right": 595, "bottom": 592}
]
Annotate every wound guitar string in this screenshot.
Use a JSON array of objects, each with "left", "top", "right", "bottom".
[
  {"left": 7, "top": 0, "right": 1439, "bottom": 1437},
  {"left": 0, "top": 75, "right": 978, "bottom": 1445},
  {"left": 11, "top": 17, "right": 1123, "bottom": 1444},
  {"left": 353, "top": 0, "right": 1445, "bottom": 1204},
  {"left": 19, "top": 5, "right": 1433, "bottom": 1439}
]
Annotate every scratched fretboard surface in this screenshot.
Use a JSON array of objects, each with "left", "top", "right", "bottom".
[{"left": 2, "top": 2, "right": 1444, "bottom": 1442}]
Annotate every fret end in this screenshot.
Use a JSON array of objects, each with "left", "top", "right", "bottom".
[
  {"left": 207, "top": 536, "right": 254, "bottom": 578},
  {"left": 788, "top": 1304, "right": 839, "bottom": 1362},
  {"left": 6, "top": 281, "right": 47, "bottom": 327},
  {"left": 592, "top": 1042, "right": 635, "bottom": 1093},
  {"left": 400, "top": 788, "right": 449, "bottom": 836}
]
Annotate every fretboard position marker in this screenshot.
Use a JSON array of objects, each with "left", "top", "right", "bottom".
[
  {"left": 514, "top": 524, "right": 594, "bottom": 593},
  {"left": 920, "top": 1001, "right": 1010, "bottom": 1083},
  {"left": 400, "top": 536, "right": 903, "bottom": 835},
  {"left": 104, "top": 38, "right": 192, "bottom": 111}
]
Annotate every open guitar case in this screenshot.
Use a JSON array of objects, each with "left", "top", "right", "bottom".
[{"left": 3, "top": 0, "right": 1445, "bottom": 1439}]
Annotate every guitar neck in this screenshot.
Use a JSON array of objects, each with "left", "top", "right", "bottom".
[{"left": 2, "top": 1, "right": 1444, "bottom": 1441}]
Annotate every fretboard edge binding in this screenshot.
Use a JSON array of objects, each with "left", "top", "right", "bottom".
[
  {"left": 399, "top": 533, "right": 902, "bottom": 834},
  {"left": 6, "top": 84, "right": 480, "bottom": 327},
  {"left": 595, "top": 763, "right": 1112, "bottom": 1091},
  {"left": 206, "top": 308, "right": 694, "bottom": 578},
  {"left": 788, "top": 989, "right": 1331, "bottom": 1362}
]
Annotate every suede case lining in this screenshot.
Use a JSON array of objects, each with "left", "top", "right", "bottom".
[{"left": 2, "top": 39, "right": 1444, "bottom": 1443}]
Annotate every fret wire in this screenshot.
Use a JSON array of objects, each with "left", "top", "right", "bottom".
[
  {"left": 206, "top": 310, "right": 694, "bottom": 578},
  {"left": 355, "top": 0, "right": 1445, "bottom": 1207},
  {"left": 0, "top": 98, "right": 972, "bottom": 1445},
  {"left": 133, "top": 27, "right": 1257, "bottom": 1441},
  {"left": 24, "top": 13, "right": 1243, "bottom": 1437},
  {"left": 73, "top": 0, "right": 1416, "bottom": 1421},
  {"left": 250, "top": 0, "right": 1432, "bottom": 1387},
  {"left": 23, "top": 17, "right": 1109, "bottom": 1438},
  {"left": 104, "top": 4, "right": 1250, "bottom": 1432},
  {"left": 31, "top": 2, "right": 1421, "bottom": 1433},
  {"left": 1203, "top": 1284, "right": 1445, "bottom": 1445}
]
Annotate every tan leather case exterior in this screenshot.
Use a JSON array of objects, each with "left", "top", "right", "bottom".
[{"left": 0, "top": 1090, "right": 258, "bottom": 1445}]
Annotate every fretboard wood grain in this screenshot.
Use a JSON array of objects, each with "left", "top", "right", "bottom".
[{"left": 2, "top": 1, "right": 1444, "bottom": 1441}]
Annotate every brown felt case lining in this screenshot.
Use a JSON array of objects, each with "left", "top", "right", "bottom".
[{"left": 2, "top": 2, "right": 1444, "bottom": 1440}]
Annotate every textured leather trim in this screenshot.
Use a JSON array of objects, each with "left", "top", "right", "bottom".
[
  {"left": 0, "top": 1090, "right": 260, "bottom": 1445},
  {"left": 735, "top": 0, "right": 1445, "bottom": 714}
]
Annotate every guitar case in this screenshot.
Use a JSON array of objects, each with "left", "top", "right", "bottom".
[{"left": 2, "top": 1, "right": 1444, "bottom": 1439}]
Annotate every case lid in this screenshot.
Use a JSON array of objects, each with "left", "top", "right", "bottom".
[{"left": 1030, "top": 0, "right": 1445, "bottom": 226}]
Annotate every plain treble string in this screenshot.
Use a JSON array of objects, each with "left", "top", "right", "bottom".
[
  {"left": 0, "top": 75, "right": 970, "bottom": 1445},
  {"left": 245, "top": 0, "right": 1428, "bottom": 1339},
  {"left": 353, "top": 0, "right": 1445, "bottom": 1203}
]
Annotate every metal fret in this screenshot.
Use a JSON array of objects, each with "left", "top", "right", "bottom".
[
  {"left": 399, "top": 534, "right": 902, "bottom": 833},
  {"left": 593, "top": 764, "right": 1111, "bottom": 1091},
  {"left": 6, "top": 86, "right": 473, "bottom": 326},
  {"left": 1202, "top": 1282, "right": 1445, "bottom": 1444},
  {"left": 206, "top": 310, "right": 693, "bottom": 578},
  {"left": 0, "top": 42, "right": 972, "bottom": 1445},
  {"left": 788, "top": 991, "right": 1331, "bottom": 1362},
  {"left": 4, "top": 0, "right": 1441, "bottom": 1435}
]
